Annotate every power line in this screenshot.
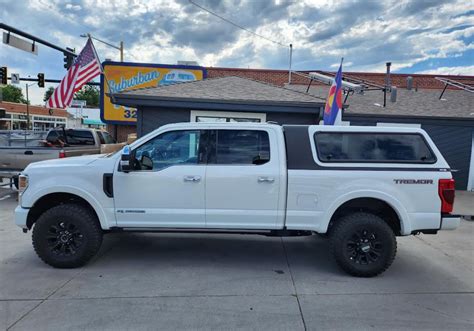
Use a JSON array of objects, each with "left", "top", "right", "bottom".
[{"left": 188, "top": 0, "right": 288, "bottom": 48}]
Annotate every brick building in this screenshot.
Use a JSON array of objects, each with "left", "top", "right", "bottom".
[{"left": 0, "top": 101, "right": 68, "bottom": 131}]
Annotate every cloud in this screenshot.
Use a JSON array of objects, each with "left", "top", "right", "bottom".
[
  {"left": 417, "top": 65, "right": 474, "bottom": 75},
  {"left": 0, "top": 0, "right": 472, "bottom": 105}
]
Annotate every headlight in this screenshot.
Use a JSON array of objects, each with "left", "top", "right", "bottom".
[{"left": 18, "top": 174, "right": 29, "bottom": 194}]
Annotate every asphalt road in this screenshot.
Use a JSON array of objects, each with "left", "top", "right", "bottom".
[{"left": 0, "top": 189, "right": 473, "bottom": 330}]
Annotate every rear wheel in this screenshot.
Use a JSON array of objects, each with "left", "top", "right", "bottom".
[
  {"left": 330, "top": 212, "right": 397, "bottom": 277},
  {"left": 32, "top": 203, "right": 103, "bottom": 268}
]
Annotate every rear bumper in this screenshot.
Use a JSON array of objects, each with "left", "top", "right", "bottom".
[
  {"left": 440, "top": 214, "right": 461, "bottom": 230},
  {"left": 15, "top": 206, "right": 29, "bottom": 229}
]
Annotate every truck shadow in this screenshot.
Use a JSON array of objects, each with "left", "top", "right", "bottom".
[
  {"left": 91, "top": 231, "right": 473, "bottom": 293},
  {"left": 97, "top": 231, "right": 336, "bottom": 271}
]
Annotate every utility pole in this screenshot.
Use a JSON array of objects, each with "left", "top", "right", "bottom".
[{"left": 25, "top": 83, "right": 30, "bottom": 129}]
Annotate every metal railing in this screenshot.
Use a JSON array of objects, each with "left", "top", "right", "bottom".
[{"left": 0, "top": 130, "right": 48, "bottom": 147}]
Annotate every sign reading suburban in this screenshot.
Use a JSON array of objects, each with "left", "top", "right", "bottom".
[{"left": 101, "top": 62, "right": 206, "bottom": 124}]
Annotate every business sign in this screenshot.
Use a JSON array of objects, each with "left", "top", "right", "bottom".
[{"left": 100, "top": 62, "right": 207, "bottom": 124}]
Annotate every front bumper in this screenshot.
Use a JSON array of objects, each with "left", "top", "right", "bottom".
[
  {"left": 15, "top": 206, "right": 29, "bottom": 229},
  {"left": 440, "top": 214, "right": 461, "bottom": 230}
]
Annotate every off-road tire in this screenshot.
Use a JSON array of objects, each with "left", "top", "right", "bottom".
[
  {"left": 330, "top": 212, "right": 397, "bottom": 277},
  {"left": 32, "top": 203, "right": 103, "bottom": 268}
]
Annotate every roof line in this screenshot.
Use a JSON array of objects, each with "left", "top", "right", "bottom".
[
  {"left": 344, "top": 112, "right": 474, "bottom": 122},
  {"left": 111, "top": 92, "right": 325, "bottom": 107},
  {"left": 207, "top": 67, "right": 474, "bottom": 79}
]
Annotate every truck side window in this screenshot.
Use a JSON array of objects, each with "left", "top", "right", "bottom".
[
  {"left": 46, "top": 130, "right": 60, "bottom": 143},
  {"left": 133, "top": 130, "right": 202, "bottom": 171},
  {"left": 314, "top": 132, "right": 436, "bottom": 163},
  {"left": 210, "top": 130, "right": 270, "bottom": 165},
  {"left": 101, "top": 132, "right": 115, "bottom": 144}
]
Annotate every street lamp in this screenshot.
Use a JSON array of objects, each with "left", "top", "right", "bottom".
[{"left": 80, "top": 33, "right": 123, "bottom": 61}]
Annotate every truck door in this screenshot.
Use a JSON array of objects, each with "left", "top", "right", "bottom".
[
  {"left": 205, "top": 128, "right": 282, "bottom": 229},
  {"left": 114, "top": 129, "right": 207, "bottom": 228}
]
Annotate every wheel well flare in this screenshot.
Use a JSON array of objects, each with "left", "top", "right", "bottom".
[
  {"left": 329, "top": 198, "right": 402, "bottom": 235},
  {"left": 26, "top": 193, "right": 98, "bottom": 229}
]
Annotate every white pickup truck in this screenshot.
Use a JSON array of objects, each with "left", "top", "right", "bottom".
[{"left": 14, "top": 123, "right": 460, "bottom": 277}]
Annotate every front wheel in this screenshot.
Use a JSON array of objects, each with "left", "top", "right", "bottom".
[
  {"left": 330, "top": 212, "right": 397, "bottom": 277},
  {"left": 32, "top": 203, "right": 103, "bottom": 268}
]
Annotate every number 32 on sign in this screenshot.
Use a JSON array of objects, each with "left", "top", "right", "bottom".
[{"left": 124, "top": 108, "right": 137, "bottom": 119}]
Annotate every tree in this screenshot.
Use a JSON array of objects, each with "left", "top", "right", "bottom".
[
  {"left": 0, "top": 85, "right": 28, "bottom": 104},
  {"left": 43, "top": 86, "right": 55, "bottom": 102},
  {"left": 74, "top": 85, "right": 99, "bottom": 107}
]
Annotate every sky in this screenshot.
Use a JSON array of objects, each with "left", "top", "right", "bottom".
[{"left": 0, "top": 0, "right": 473, "bottom": 105}]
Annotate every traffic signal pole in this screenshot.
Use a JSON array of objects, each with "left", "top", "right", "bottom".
[
  {"left": 0, "top": 23, "right": 77, "bottom": 59},
  {"left": 5, "top": 76, "right": 100, "bottom": 86}
]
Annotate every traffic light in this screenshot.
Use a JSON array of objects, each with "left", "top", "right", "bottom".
[
  {"left": 0, "top": 67, "right": 6, "bottom": 85},
  {"left": 37, "top": 73, "right": 45, "bottom": 88},
  {"left": 64, "top": 53, "right": 74, "bottom": 69},
  {"left": 63, "top": 48, "right": 75, "bottom": 70}
]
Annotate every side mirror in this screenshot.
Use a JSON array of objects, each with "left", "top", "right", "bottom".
[{"left": 120, "top": 145, "right": 132, "bottom": 172}]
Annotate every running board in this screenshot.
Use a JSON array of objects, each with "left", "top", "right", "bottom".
[{"left": 108, "top": 227, "right": 313, "bottom": 237}]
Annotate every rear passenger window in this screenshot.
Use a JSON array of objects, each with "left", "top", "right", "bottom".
[
  {"left": 65, "top": 130, "right": 95, "bottom": 145},
  {"left": 211, "top": 130, "right": 270, "bottom": 165},
  {"left": 314, "top": 132, "right": 436, "bottom": 163}
]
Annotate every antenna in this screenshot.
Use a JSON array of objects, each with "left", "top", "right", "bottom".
[
  {"left": 308, "top": 72, "right": 363, "bottom": 92},
  {"left": 435, "top": 77, "right": 474, "bottom": 100},
  {"left": 292, "top": 69, "right": 391, "bottom": 106}
]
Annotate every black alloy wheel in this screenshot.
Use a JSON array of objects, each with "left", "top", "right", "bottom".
[
  {"left": 46, "top": 220, "right": 84, "bottom": 256},
  {"left": 330, "top": 212, "right": 397, "bottom": 277},
  {"left": 33, "top": 203, "right": 103, "bottom": 268},
  {"left": 345, "top": 228, "right": 383, "bottom": 265}
]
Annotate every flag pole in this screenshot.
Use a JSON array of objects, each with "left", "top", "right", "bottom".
[
  {"left": 338, "top": 57, "right": 344, "bottom": 125},
  {"left": 88, "top": 34, "right": 116, "bottom": 104}
]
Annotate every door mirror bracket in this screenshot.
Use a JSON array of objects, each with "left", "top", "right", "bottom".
[{"left": 120, "top": 145, "right": 132, "bottom": 172}]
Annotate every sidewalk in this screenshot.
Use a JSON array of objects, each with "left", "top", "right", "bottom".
[{"left": 454, "top": 190, "right": 474, "bottom": 217}]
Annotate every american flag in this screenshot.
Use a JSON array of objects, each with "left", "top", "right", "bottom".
[{"left": 46, "top": 38, "right": 101, "bottom": 108}]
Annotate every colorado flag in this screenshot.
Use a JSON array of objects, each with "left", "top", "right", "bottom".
[{"left": 323, "top": 61, "right": 343, "bottom": 125}]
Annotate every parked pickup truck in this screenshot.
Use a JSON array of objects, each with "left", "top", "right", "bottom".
[
  {"left": 14, "top": 123, "right": 460, "bottom": 277},
  {"left": 0, "top": 128, "right": 115, "bottom": 186}
]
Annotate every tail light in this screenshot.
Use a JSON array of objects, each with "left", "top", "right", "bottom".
[
  {"left": 438, "top": 179, "right": 455, "bottom": 213},
  {"left": 59, "top": 150, "right": 66, "bottom": 158}
]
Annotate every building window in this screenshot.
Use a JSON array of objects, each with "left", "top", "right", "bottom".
[{"left": 190, "top": 110, "right": 266, "bottom": 123}]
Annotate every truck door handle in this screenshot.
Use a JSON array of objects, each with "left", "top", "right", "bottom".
[
  {"left": 183, "top": 175, "right": 201, "bottom": 182},
  {"left": 258, "top": 176, "right": 275, "bottom": 183},
  {"left": 24, "top": 150, "right": 33, "bottom": 155}
]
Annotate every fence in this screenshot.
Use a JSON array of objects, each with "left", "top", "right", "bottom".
[{"left": 0, "top": 130, "right": 48, "bottom": 147}]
